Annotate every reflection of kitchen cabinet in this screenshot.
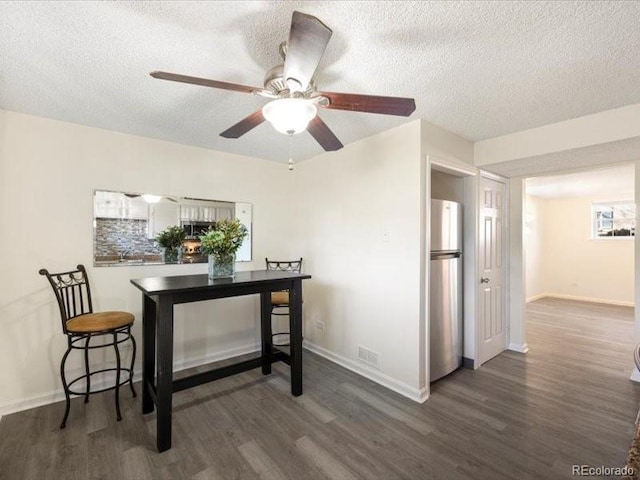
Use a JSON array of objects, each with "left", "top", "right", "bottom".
[
  {"left": 129, "top": 199, "right": 148, "bottom": 220},
  {"left": 180, "top": 206, "right": 193, "bottom": 221},
  {"left": 180, "top": 206, "right": 211, "bottom": 221},
  {"left": 94, "top": 201, "right": 118, "bottom": 218},
  {"left": 215, "top": 207, "right": 233, "bottom": 221},
  {"left": 94, "top": 191, "right": 147, "bottom": 219},
  {"left": 148, "top": 203, "right": 180, "bottom": 239},
  {"left": 179, "top": 204, "right": 234, "bottom": 222},
  {"left": 94, "top": 191, "right": 119, "bottom": 218}
]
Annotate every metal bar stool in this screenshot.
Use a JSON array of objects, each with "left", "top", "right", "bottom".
[
  {"left": 265, "top": 258, "right": 303, "bottom": 346},
  {"left": 39, "top": 264, "right": 137, "bottom": 428}
]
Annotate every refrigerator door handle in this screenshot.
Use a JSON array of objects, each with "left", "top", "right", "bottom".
[{"left": 430, "top": 251, "right": 462, "bottom": 260}]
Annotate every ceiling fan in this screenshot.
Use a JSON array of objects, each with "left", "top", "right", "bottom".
[{"left": 150, "top": 11, "right": 416, "bottom": 153}]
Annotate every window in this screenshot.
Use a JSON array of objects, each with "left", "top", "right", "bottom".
[{"left": 592, "top": 202, "right": 636, "bottom": 238}]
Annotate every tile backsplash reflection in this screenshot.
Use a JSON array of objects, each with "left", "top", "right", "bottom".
[{"left": 94, "top": 218, "right": 160, "bottom": 258}]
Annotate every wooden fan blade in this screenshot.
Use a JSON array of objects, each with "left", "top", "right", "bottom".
[
  {"left": 307, "top": 116, "right": 343, "bottom": 151},
  {"left": 283, "top": 11, "right": 332, "bottom": 92},
  {"left": 315, "top": 91, "right": 416, "bottom": 117},
  {"left": 150, "top": 71, "right": 259, "bottom": 94},
  {"left": 220, "top": 110, "right": 265, "bottom": 139}
]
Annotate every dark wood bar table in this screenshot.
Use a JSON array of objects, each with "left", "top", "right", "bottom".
[{"left": 130, "top": 270, "right": 311, "bottom": 452}]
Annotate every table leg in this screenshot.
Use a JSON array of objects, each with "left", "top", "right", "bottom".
[
  {"left": 156, "top": 295, "right": 174, "bottom": 452},
  {"left": 260, "top": 291, "right": 272, "bottom": 375},
  {"left": 142, "top": 294, "right": 156, "bottom": 414},
  {"left": 290, "top": 279, "right": 303, "bottom": 396}
]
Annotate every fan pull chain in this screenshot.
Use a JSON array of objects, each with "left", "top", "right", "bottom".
[{"left": 288, "top": 132, "right": 294, "bottom": 171}]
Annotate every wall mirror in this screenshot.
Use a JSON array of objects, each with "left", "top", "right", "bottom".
[{"left": 93, "top": 190, "right": 252, "bottom": 267}]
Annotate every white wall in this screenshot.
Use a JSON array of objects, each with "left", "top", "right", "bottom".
[
  {"left": 507, "top": 178, "right": 528, "bottom": 353},
  {"left": 524, "top": 193, "right": 634, "bottom": 305},
  {"left": 422, "top": 122, "right": 474, "bottom": 166},
  {"left": 289, "top": 119, "right": 473, "bottom": 402},
  {"left": 0, "top": 109, "right": 477, "bottom": 412},
  {"left": 291, "top": 120, "right": 425, "bottom": 401},
  {"left": 524, "top": 194, "right": 545, "bottom": 300},
  {"left": 0, "top": 110, "right": 293, "bottom": 414}
]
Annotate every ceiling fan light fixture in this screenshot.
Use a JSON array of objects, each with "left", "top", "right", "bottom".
[
  {"left": 151, "top": 11, "right": 415, "bottom": 153},
  {"left": 262, "top": 98, "right": 317, "bottom": 135}
]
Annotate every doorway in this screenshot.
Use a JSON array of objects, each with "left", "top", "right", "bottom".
[{"left": 524, "top": 164, "right": 635, "bottom": 308}]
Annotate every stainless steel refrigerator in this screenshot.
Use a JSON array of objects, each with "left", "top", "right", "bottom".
[{"left": 430, "top": 199, "right": 463, "bottom": 382}]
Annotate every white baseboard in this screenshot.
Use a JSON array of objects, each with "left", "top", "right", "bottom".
[
  {"left": 3, "top": 340, "right": 428, "bottom": 416},
  {"left": 526, "top": 293, "right": 633, "bottom": 307},
  {"left": 417, "top": 386, "right": 429, "bottom": 403},
  {"left": 303, "top": 340, "right": 427, "bottom": 403},
  {"left": 508, "top": 343, "right": 530, "bottom": 354},
  {"left": 0, "top": 343, "right": 260, "bottom": 417},
  {"left": 526, "top": 293, "right": 548, "bottom": 303}
]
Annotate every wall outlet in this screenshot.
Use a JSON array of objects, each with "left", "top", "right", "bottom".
[
  {"left": 382, "top": 232, "right": 390, "bottom": 242},
  {"left": 357, "top": 345, "right": 379, "bottom": 368},
  {"left": 315, "top": 320, "right": 325, "bottom": 331}
]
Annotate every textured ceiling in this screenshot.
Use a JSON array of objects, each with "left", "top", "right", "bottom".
[
  {"left": 1, "top": 1, "right": 640, "bottom": 163},
  {"left": 526, "top": 163, "right": 634, "bottom": 199}
]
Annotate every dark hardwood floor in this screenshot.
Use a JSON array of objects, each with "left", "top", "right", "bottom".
[{"left": 1, "top": 298, "right": 638, "bottom": 479}]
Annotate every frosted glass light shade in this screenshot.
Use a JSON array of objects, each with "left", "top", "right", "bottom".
[
  {"left": 262, "top": 98, "right": 317, "bottom": 135},
  {"left": 142, "top": 194, "right": 162, "bottom": 204}
]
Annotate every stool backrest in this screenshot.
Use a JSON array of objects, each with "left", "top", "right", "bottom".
[
  {"left": 265, "top": 258, "right": 303, "bottom": 273},
  {"left": 39, "top": 264, "right": 93, "bottom": 333}
]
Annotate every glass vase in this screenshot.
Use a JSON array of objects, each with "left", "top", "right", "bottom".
[
  {"left": 208, "top": 253, "right": 235, "bottom": 279},
  {"left": 163, "top": 246, "right": 182, "bottom": 264}
]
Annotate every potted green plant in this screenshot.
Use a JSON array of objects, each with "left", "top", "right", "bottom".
[
  {"left": 155, "top": 225, "right": 186, "bottom": 263},
  {"left": 199, "top": 219, "right": 248, "bottom": 278}
]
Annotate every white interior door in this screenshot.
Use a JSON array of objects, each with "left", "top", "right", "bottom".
[{"left": 478, "top": 174, "right": 507, "bottom": 365}]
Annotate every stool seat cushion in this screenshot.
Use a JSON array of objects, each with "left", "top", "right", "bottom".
[
  {"left": 271, "top": 291, "right": 289, "bottom": 306},
  {"left": 66, "top": 311, "right": 134, "bottom": 333}
]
